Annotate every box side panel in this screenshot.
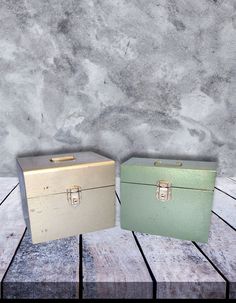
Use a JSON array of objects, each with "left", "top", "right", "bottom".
[
  {"left": 24, "top": 162, "right": 115, "bottom": 198},
  {"left": 16, "top": 161, "right": 31, "bottom": 234},
  {"left": 120, "top": 183, "right": 214, "bottom": 242},
  {"left": 121, "top": 165, "right": 216, "bottom": 190},
  {"left": 28, "top": 186, "right": 116, "bottom": 244}
]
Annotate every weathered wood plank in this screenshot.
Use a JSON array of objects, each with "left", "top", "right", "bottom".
[
  {"left": 135, "top": 231, "right": 225, "bottom": 299},
  {"left": 0, "top": 184, "right": 26, "bottom": 298},
  {"left": 1, "top": 177, "right": 235, "bottom": 299},
  {"left": 0, "top": 177, "right": 18, "bottom": 205},
  {"left": 82, "top": 199, "right": 152, "bottom": 299},
  {"left": 198, "top": 214, "right": 236, "bottom": 299},
  {"left": 2, "top": 231, "right": 80, "bottom": 299},
  {"left": 115, "top": 176, "right": 120, "bottom": 198},
  {"left": 117, "top": 181, "right": 227, "bottom": 299},
  {"left": 212, "top": 189, "right": 236, "bottom": 229},
  {"left": 0, "top": 177, "right": 80, "bottom": 299},
  {"left": 215, "top": 177, "right": 236, "bottom": 198}
]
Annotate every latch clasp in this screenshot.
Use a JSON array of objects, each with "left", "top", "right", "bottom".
[
  {"left": 156, "top": 181, "right": 172, "bottom": 201},
  {"left": 67, "top": 186, "right": 82, "bottom": 207}
]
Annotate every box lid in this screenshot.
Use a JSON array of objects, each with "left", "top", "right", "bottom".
[
  {"left": 17, "top": 152, "right": 115, "bottom": 198},
  {"left": 121, "top": 157, "right": 217, "bottom": 191},
  {"left": 17, "top": 151, "right": 113, "bottom": 172}
]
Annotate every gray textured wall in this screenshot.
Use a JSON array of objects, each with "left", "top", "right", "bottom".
[{"left": 0, "top": 0, "right": 236, "bottom": 176}]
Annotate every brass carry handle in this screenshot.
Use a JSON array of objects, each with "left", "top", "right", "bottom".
[
  {"left": 154, "top": 160, "right": 182, "bottom": 167},
  {"left": 50, "top": 155, "right": 76, "bottom": 162}
]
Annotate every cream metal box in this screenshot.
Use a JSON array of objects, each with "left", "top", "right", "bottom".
[{"left": 17, "top": 152, "right": 116, "bottom": 244}]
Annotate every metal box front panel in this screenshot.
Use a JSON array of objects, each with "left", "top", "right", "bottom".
[
  {"left": 121, "top": 182, "right": 214, "bottom": 243},
  {"left": 28, "top": 186, "right": 115, "bottom": 244},
  {"left": 121, "top": 164, "right": 216, "bottom": 191},
  {"left": 17, "top": 152, "right": 116, "bottom": 243},
  {"left": 23, "top": 162, "right": 115, "bottom": 198}
]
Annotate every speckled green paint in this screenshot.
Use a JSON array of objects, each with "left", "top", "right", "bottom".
[{"left": 120, "top": 158, "right": 217, "bottom": 243}]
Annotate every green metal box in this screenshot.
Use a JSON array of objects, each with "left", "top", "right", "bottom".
[{"left": 120, "top": 158, "right": 217, "bottom": 243}]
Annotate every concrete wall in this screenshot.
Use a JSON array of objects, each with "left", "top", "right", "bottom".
[{"left": 0, "top": 0, "right": 236, "bottom": 176}]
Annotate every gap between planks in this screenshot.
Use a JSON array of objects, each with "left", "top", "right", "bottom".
[
  {"left": 0, "top": 178, "right": 19, "bottom": 206},
  {"left": 0, "top": 184, "right": 26, "bottom": 299},
  {"left": 213, "top": 178, "right": 236, "bottom": 230},
  {"left": 117, "top": 177, "right": 236, "bottom": 298},
  {"left": 116, "top": 190, "right": 226, "bottom": 299},
  {"left": 1, "top": 177, "right": 236, "bottom": 299},
  {"left": 1, "top": 227, "right": 27, "bottom": 298},
  {"left": 81, "top": 195, "right": 153, "bottom": 299},
  {"left": 116, "top": 192, "right": 157, "bottom": 299},
  {"left": 1, "top": 181, "right": 152, "bottom": 299}
]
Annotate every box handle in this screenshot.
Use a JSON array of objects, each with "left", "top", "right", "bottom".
[
  {"left": 154, "top": 160, "right": 182, "bottom": 167},
  {"left": 50, "top": 155, "right": 76, "bottom": 162}
]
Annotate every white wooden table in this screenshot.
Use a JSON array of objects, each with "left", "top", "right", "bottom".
[{"left": 0, "top": 177, "right": 236, "bottom": 299}]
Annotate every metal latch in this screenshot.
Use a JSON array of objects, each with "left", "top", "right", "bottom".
[
  {"left": 156, "top": 181, "right": 172, "bottom": 201},
  {"left": 67, "top": 186, "right": 82, "bottom": 207}
]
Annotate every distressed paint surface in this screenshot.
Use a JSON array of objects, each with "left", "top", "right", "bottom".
[
  {"left": 135, "top": 232, "right": 225, "bottom": 299},
  {"left": 2, "top": 231, "right": 80, "bottom": 299},
  {"left": 0, "top": 177, "right": 18, "bottom": 204},
  {"left": 1, "top": 177, "right": 236, "bottom": 299},
  {"left": 0, "top": 185, "right": 26, "bottom": 298},
  {"left": 0, "top": 0, "right": 236, "bottom": 176},
  {"left": 115, "top": 177, "right": 120, "bottom": 198},
  {"left": 121, "top": 182, "right": 214, "bottom": 242},
  {"left": 83, "top": 228, "right": 152, "bottom": 298},
  {"left": 24, "top": 186, "right": 115, "bottom": 244},
  {"left": 83, "top": 199, "right": 152, "bottom": 299},
  {"left": 215, "top": 177, "right": 236, "bottom": 198},
  {"left": 198, "top": 215, "right": 236, "bottom": 299},
  {"left": 212, "top": 189, "right": 236, "bottom": 229}
]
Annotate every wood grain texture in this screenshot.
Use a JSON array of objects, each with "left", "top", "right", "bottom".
[
  {"left": 135, "top": 231, "right": 225, "bottom": 299},
  {"left": 115, "top": 177, "right": 120, "bottom": 198},
  {"left": 1, "top": 177, "right": 235, "bottom": 299},
  {"left": 198, "top": 214, "right": 236, "bottom": 299},
  {"left": 0, "top": 177, "right": 18, "bottom": 204},
  {"left": 83, "top": 200, "right": 152, "bottom": 299},
  {"left": 0, "top": 185, "right": 26, "bottom": 298},
  {"left": 212, "top": 189, "right": 236, "bottom": 229},
  {"left": 215, "top": 177, "right": 236, "bottom": 198},
  {"left": 2, "top": 231, "right": 80, "bottom": 299}
]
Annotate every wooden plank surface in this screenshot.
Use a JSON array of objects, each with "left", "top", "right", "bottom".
[
  {"left": 83, "top": 179, "right": 152, "bottom": 298},
  {"left": 210, "top": 177, "right": 236, "bottom": 298},
  {"left": 117, "top": 177, "right": 228, "bottom": 299},
  {"left": 197, "top": 215, "right": 236, "bottom": 299},
  {"left": 134, "top": 232, "right": 225, "bottom": 299},
  {"left": 2, "top": 231, "right": 80, "bottom": 299},
  {"left": 215, "top": 177, "right": 236, "bottom": 198},
  {"left": 0, "top": 178, "right": 80, "bottom": 299},
  {"left": 115, "top": 176, "right": 120, "bottom": 198},
  {"left": 0, "top": 177, "right": 18, "bottom": 205},
  {"left": 82, "top": 198, "right": 153, "bottom": 299},
  {"left": 212, "top": 189, "right": 236, "bottom": 229},
  {"left": 117, "top": 177, "right": 236, "bottom": 299},
  {"left": 0, "top": 185, "right": 26, "bottom": 298},
  {"left": 1, "top": 177, "right": 236, "bottom": 299}
]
